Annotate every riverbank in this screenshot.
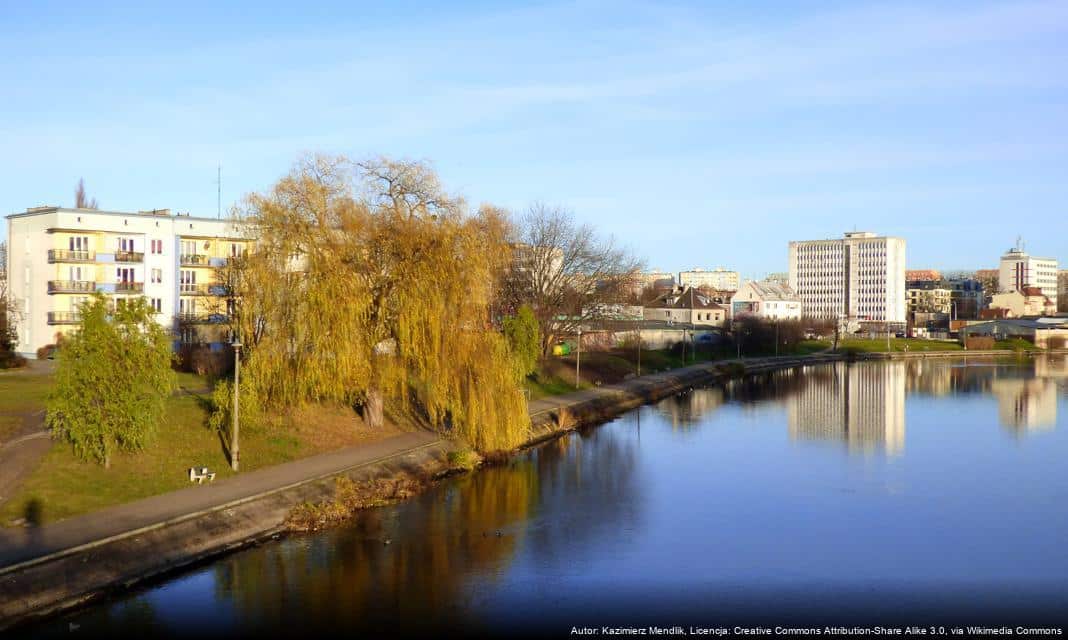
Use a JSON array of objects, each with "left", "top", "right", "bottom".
[{"left": 1, "top": 348, "right": 1063, "bottom": 631}]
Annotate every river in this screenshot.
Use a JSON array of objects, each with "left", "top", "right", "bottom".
[{"left": 30, "top": 356, "right": 1068, "bottom": 635}]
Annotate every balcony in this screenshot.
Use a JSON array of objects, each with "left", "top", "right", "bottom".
[
  {"left": 115, "top": 281, "right": 145, "bottom": 294},
  {"left": 115, "top": 251, "right": 144, "bottom": 263},
  {"left": 179, "top": 283, "right": 230, "bottom": 296},
  {"left": 47, "top": 311, "right": 82, "bottom": 325},
  {"left": 180, "top": 254, "right": 210, "bottom": 267},
  {"left": 47, "top": 249, "right": 95, "bottom": 263},
  {"left": 48, "top": 280, "right": 96, "bottom": 294}
]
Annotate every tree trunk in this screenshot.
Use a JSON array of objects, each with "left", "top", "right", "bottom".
[{"left": 365, "top": 389, "right": 384, "bottom": 430}]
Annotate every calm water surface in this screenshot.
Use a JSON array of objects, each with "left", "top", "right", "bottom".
[{"left": 33, "top": 357, "right": 1068, "bottom": 634}]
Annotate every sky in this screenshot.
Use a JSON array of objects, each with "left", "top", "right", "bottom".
[{"left": 2, "top": 0, "right": 1067, "bottom": 280}]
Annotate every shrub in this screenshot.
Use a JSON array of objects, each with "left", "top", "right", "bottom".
[{"left": 964, "top": 336, "right": 995, "bottom": 350}]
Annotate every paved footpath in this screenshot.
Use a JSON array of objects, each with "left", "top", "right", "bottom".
[{"left": 0, "top": 353, "right": 837, "bottom": 574}]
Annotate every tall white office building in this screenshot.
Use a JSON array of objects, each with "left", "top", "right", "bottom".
[
  {"left": 998, "top": 241, "right": 1058, "bottom": 310},
  {"left": 788, "top": 231, "right": 906, "bottom": 324}
]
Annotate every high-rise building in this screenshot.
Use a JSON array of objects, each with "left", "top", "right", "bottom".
[
  {"left": 788, "top": 231, "right": 906, "bottom": 324},
  {"left": 6, "top": 206, "right": 250, "bottom": 357},
  {"left": 998, "top": 240, "right": 1058, "bottom": 310},
  {"left": 678, "top": 267, "right": 738, "bottom": 291}
]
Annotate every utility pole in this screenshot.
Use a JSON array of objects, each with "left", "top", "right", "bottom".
[{"left": 231, "top": 339, "right": 242, "bottom": 471}]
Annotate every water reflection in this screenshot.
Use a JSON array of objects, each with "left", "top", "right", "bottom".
[
  {"left": 661, "top": 356, "right": 1068, "bottom": 453},
  {"left": 787, "top": 361, "right": 906, "bottom": 455}
]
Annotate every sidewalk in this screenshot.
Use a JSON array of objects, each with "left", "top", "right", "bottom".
[{"left": 0, "top": 430, "right": 440, "bottom": 572}]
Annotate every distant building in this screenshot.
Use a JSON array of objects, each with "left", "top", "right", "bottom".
[
  {"left": 998, "top": 240, "right": 1058, "bottom": 309},
  {"left": 636, "top": 270, "right": 675, "bottom": 296},
  {"left": 989, "top": 288, "right": 1057, "bottom": 318},
  {"left": 731, "top": 281, "right": 802, "bottom": 321},
  {"left": 1059, "top": 270, "right": 1068, "bottom": 313},
  {"left": 678, "top": 267, "right": 738, "bottom": 292},
  {"left": 788, "top": 231, "right": 906, "bottom": 325},
  {"left": 906, "top": 286, "right": 952, "bottom": 314},
  {"left": 905, "top": 269, "right": 941, "bottom": 282},
  {"left": 960, "top": 318, "right": 1068, "bottom": 349},
  {"left": 643, "top": 286, "right": 727, "bottom": 327}
]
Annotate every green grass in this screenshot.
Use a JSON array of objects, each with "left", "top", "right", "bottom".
[
  {"left": 835, "top": 338, "right": 964, "bottom": 353},
  {"left": 0, "top": 369, "right": 390, "bottom": 526},
  {"left": 993, "top": 338, "right": 1043, "bottom": 351},
  {"left": 0, "top": 370, "right": 54, "bottom": 440}
]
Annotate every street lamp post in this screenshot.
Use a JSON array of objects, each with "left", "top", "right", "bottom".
[
  {"left": 636, "top": 328, "right": 641, "bottom": 377},
  {"left": 575, "top": 327, "right": 582, "bottom": 389},
  {"left": 231, "top": 339, "right": 242, "bottom": 472}
]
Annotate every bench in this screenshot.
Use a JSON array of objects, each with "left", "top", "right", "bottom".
[{"left": 189, "top": 467, "right": 216, "bottom": 484}]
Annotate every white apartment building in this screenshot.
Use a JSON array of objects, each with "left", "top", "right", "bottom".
[
  {"left": 730, "top": 280, "right": 802, "bottom": 320},
  {"left": 6, "top": 206, "right": 250, "bottom": 357},
  {"left": 678, "top": 267, "right": 739, "bottom": 291},
  {"left": 998, "top": 243, "right": 1058, "bottom": 310},
  {"left": 788, "top": 231, "right": 906, "bottom": 324}
]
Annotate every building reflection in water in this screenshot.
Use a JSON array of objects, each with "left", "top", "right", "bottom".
[
  {"left": 653, "top": 355, "right": 1066, "bottom": 454},
  {"left": 787, "top": 362, "right": 906, "bottom": 456}
]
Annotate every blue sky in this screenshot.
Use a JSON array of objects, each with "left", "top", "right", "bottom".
[{"left": 2, "top": 0, "right": 1066, "bottom": 279}]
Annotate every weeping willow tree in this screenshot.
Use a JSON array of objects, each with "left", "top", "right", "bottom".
[{"left": 220, "top": 155, "right": 530, "bottom": 452}]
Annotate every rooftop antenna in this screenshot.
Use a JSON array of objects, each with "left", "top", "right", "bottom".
[
  {"left": 1015, "top": 235, "right": 1024, "bottom": 252},
  {"left": 216, "top": 165, "right": 222, "bottom": 219}
]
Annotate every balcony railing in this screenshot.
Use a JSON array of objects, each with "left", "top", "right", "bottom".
[
  {"left": 177, "top": 312, "right": 230, "bottom": 324},
  {"left": 47, "top": 249, "right": 94, "bottom": 263},
  {"left": 180, "top": 254, "right": 210, "bottom": 266},
  {"left": 115, "top": 281, "right": 145, "bottom": 294},
  {"left": 115, "top": 251, "right": 144, "bottom": 263},
  {"left": 47, "top": 311, "right": 82, "bottom": 325},
  {"left": 48, "top": 280, "right": 96, "bottom": 294},
  {"left": 179, "top": 283, "right": 230, "bottom": 296}
]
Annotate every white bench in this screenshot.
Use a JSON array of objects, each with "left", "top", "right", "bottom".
[{"left": 189, "top": 467, "right": 216, "bottom": 484}]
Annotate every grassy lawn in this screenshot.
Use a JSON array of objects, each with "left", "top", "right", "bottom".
[
  {"left": 0, "top": 371, "right": 405, "bottom": 526},
  {"left": 0, "top": 369, "right": 54, "bottom": 440},
  {"left": 836, "top": 338, "right": 964, "bottom": 353}
]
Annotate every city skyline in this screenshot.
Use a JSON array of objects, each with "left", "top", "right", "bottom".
[{"left": 3, "top": 1, "right": 1067, "bottom": 278}]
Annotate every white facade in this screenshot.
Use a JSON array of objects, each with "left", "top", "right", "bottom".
[
  {"left": 788, "top": 231, "right": 906, "bottom": 324},
  {"left": 730, "top": 280, "right": 802, "bottom": 320},
  {"left": 6, "top": 206, "right": 249, "bottom": 357},
  {"left": 678, "top": 267, "right": 739, "bottom": 291},
  {"left": 998, "top": 246, "right": 1058, "bottom": 310}
]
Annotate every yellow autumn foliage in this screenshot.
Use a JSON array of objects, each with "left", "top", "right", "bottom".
[{"left": 223, "top": 155, "right": 530, "bottom": 452}]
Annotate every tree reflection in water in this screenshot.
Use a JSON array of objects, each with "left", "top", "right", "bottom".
[{"left": 207, "top": 425, "right": 640, "bottom": 634}]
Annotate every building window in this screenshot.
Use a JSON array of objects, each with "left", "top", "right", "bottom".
[
  {"left": 151, "top": 298, "right": 162, "bottom": 313},
  {"left": 151, "top": 239, "right": 163, "bottom": 254},
  {"left": 119, "top": 237, "right": 135, "bottom": 252},
  {"left": 151, "top": 268, "right": 163, "bottom": 284}
]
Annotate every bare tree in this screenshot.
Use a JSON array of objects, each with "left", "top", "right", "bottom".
[
  {"left": 504, "top": 203, "right": 642, "bottom": 355},
  {"left": 75, "top": 178, "right": 99, "bottom": 209}
]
